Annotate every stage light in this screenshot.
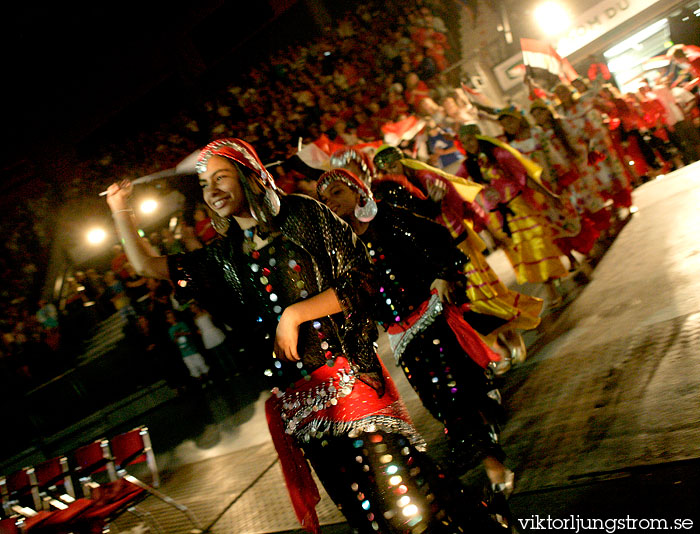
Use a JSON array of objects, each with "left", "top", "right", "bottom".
[
  {"left": 86, "top": 228, "right": 107, "bottom": 245},
  {"left": 140, "top": 199, "right": 158, "bottom": 214},
  {"left": 534, "top": 2, "right": 570, "bottom": 35}
]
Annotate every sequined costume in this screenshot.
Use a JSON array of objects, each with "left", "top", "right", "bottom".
[
  {"left": 317, "top": 168, "right": 506, "bottom": 463},
  {"left": 455, "top": 138, "right": 568, "bottom": 285},
  {"left": 360, "top": 202, "right": 507, "bottom": 468},
  {"left": 372, "top": 174, "right": 443, "bottom": 220},
  {"left": 529, "top": 125, "right": 602, "bottom": 255},
  {"left": 372, "top": 147, "right": 542, "bottom": 344},
  {"left": 170, "top": 139, "right": 501, "bottom": 533}
]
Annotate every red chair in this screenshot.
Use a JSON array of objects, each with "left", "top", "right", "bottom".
[
  {"left": 70, "top": 479, "right": 159, "bottom": 534},
  {"left": 20, "top": 499, "right": 94, "bottom": 533},
  {"left": 106, "top": 427, "right": 201, "bottom": 531},
  {"left": 109, "top": 427, "right": 159, "bottom": 488},
  {"left": 70, "top": 438, "right": 152, "bottom": 532},
  {"left": 0, "top": 468, "right": 41, "bottom": 517},
  {"left": 70, "top": 428, "right": 202, "bottom": 533},
  {"left": 32, "top": 456, "right": 76, "bottom": 511},
  {"left": 73, "top": 439, "right": 117, "bottom": 497},
  {"left": 1, "top": 461, "right": 93, "bottom": 533},
  {"left": 0, "top": 517, "right": 21, "bottom": 534}
]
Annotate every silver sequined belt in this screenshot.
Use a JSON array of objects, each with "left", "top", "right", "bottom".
[
  {"left": 387, "top": 293, "right": 443, "bottom": 364},
  {"left": 274, "top": 366, "right": 356, "bottom": 436}
]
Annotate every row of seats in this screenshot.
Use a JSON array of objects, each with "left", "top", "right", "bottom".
[{"left": 0, "top": 427, "right": 201, "bottom": 533}]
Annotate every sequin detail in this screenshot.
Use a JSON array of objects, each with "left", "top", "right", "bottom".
[
  {"left": 278, "top": 367, "right": 357, "bottom": 435},
  {"left": 274, "top": 368, "right": 426, "bottom": 451},
  {"left": 298, "top": 413, "right": 425, "bottom": 450},
  {"left": 386, "top": 294, "right": 443, "bottom": 363},
  {"left": 167, "top": 195, "right": 381, "bottom": 384}
]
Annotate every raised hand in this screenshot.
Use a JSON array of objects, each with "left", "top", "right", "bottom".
[
  {"left": 106, "top": 180, "right": 133, "bottom": 213},
  {"left": 426, "top": 179, "right": 447, "bottom": 202}
]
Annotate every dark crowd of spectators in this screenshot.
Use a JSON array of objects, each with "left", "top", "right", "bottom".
[{"left": 0, "top": 208, "right": 247, "bottom": 398}]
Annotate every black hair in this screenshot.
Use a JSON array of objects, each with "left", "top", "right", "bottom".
[{"left": 463, "top": 140, "right": 499, "bottom": 184}]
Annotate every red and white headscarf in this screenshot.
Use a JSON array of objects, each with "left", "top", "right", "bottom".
[
  {"left": 196, "top": 138, "right": 281, "bottom": 229},
  {"left": 316, "top": 168, "right": 373, "bottom": 202},
  {"left": 329, "top": 148, "right": 376, "bottom": 185},
  {"left": 196, "top": 138, "right": 276, "bottom": 188}
]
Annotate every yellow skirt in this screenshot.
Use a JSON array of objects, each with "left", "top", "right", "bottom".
[
  {"left": 488, "top": 195, "right": 568, "bottom": 285},
  {"left": 457, "top": 226, "right": 543, "bottom": 345}
]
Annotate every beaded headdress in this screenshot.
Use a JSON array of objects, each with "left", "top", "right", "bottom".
[
  {"left": 329, "top": 148, "right": 376, "bottom": 185},
  {"left": 196, "top": 138, "right": 281, "bottom": 232},
  {"left": 196, "top": 138, "right": 275, "bottom": 187},
  {"left": 317, "top": 169, "right": 377, "bottom": 222},
  {"left": 317, "top": 168, "right": 372, "bottom": 200}
]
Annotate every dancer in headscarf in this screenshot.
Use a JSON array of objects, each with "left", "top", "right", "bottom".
[
  {"left": 599, "top": 85, "right": 663, "bottom": 184},
  {"left": 105, "top": 138, "right": 504, "bottom": 533},
  {"left": 372, "top": 145, "right": 543, "bottom": 366},
  {"left": 456, "top": 124, "right": 568, "bottom": 307},
  {"left": 499, "top": 106, "right": 599, "bottom": 274},
  {"left": 317, "top": 168, "right": 517, "bottom": 531},
  {"left": 529, "top": 99, "right": 608, "bottom": 244},
  {"left": 553, "top": 83, "right": 633, "bottom": 220}
]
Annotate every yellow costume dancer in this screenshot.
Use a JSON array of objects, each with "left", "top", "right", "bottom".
[
  {"left": 455, "top": 222, "right": 543, "bottom": 346},
  {"left": 456, "top": 126, "right": 568, "bottom": 289}
]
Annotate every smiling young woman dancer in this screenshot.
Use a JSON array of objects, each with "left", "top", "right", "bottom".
[{"left": 105, "top": 138, "right": 507, "bottom": 533}]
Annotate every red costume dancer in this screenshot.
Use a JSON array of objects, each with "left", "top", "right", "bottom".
[
  {"left": 529, "top": 100, "right": 605, "bottom": 258},
  {"left": 553, "top": 84, "right": 633, "bottom": 211},
  {"left": 597, "top": 87, "right": 661, "bottom": 185},
  {"left": 498, "top": 107, "right": 600, "bottom": 270},
  {"left": 317, "top": 169, "right": 517, "bottom": 531},
  {"left": 635, "top": 86, "right": 677, "bottom": 171}
]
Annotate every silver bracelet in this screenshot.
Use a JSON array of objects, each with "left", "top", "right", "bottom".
[{"left": 112, "top": 208, "right": 134, "bottom": 215}]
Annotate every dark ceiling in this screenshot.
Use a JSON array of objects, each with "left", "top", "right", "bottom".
[{"left": 1, "top": 1, "right": 304, "bottom": 182}]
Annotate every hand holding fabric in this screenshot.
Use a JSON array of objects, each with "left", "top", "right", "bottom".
[
  {"left": 426, "top": 179, "right": 447, "bottom": 202},
  {"left": 106, "top": 180, "right": 133, "bottom": 212},
  {"left": 430, "top": 278, "right": 454, "bottom": 304}
]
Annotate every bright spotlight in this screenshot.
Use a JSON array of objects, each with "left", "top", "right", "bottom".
[
  {"left": 534, "top": 2, "right": 571, "bottom": 34},
  {"left": 140, "top": 199, "right": 158, "bottom": 214},
  {"left": 86, "top": 228, "right": 107, "bottom": 245}
]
